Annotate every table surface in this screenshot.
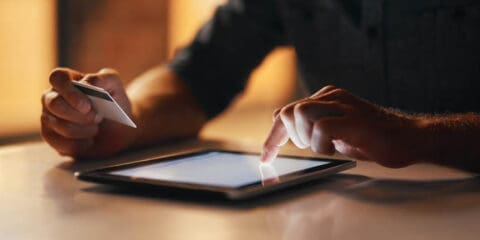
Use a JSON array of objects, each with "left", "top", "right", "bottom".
[{"left": 1, "top": 107, "right": 479, "bottom": 240}]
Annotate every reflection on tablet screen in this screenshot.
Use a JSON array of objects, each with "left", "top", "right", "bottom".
[
  {"left": 110, "top": 152, "right": 329, "bottom": 188},
  {"left": 259, "top": 163, "right": 282, "bottom": 186}
]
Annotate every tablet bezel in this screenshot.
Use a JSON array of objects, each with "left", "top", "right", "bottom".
[{"left": 75, "top": 149, "right": 356, "bottom": 199}]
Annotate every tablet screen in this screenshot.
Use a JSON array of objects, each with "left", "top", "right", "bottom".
[{"left": 109, "top": 151, "right": 329, "bottom": 188}]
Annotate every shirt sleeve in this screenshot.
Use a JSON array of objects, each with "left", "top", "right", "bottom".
[{"left": 169, "top": 0, "right": 287, "bottom": 118}]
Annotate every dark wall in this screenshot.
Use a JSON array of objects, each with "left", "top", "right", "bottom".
[{"left": 57, "top": 0, "right": 169, "bottom": 83}]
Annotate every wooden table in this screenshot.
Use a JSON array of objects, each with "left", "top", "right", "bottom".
[{"left": 1, "top": 106, "right": 479, "bottom": 240}]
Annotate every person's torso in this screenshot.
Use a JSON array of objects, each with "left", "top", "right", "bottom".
[{"left": 277, "top": 0, "right": 480, "bottom": 113}]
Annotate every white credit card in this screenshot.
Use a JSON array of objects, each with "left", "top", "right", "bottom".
[{"left": 72, "top": 81, "right": 136, "bottom": 128}]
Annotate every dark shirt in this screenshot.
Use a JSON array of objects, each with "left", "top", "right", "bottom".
[{"left": 171, "top": 0, "right": 480, "bottom": 118}]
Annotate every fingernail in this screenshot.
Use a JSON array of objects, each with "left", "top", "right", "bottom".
[
  {"left": 260, "top": 150, "right": 268, "bottom": 162},
  {"left": 260, "top": 149, "right": 272, "bottom": 163},
  {"left": 94, "top": 114, "right": 103, "bottom": 124}
]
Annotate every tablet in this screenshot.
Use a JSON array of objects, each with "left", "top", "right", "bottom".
[{"left": 75, "top": 150, "right": 355, "bottom": 200}]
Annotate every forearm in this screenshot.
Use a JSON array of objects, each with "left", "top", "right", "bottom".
[
  {"left": 415, "top": 113, "right": 480, "bottom": 172},
  {"left": 125, "top": 66, "right": 207, "bottom": 148}
]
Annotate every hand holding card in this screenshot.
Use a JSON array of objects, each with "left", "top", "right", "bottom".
[{"left": 72, "top": 81, "right": 137, "bottom": 128}]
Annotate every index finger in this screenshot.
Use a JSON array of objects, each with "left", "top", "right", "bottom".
[
  {"left": 260, "top": 117, "right": 289, "bottom": 163},
  {"left": 49, "top": 68, "right": 90, "bottom": 114}
]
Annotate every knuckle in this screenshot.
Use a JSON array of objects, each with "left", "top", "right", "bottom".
[
  {"left": 324, "top": 84, "right": 336, "bottom": 89},
  {"left": 272, "top": 108, "right": 282, "bottom": 121},
  {"left": 273, "top": 108, "right": 281, "bottom": 116},
  {"left": 293, "top": 102, "right": 308, "bottom": 116},
  {"left": 43, "top": 90, "right": 58, "bottom": 101},
  {"left": 311, "top": 85, "right": 337, "bottom": 98},
  {"left": 99, "top": 68, "right": 121, "bottom": 84},
  {"left": 47, "top": 96, "right": 67, "bottom": 112},
  {"left": 322, "top": 85, "right": 337, "bottom": 91},
  {"left": 41, "top": 89, "right": 50, "bottom": 98},
  {"left": 42, "top": 88, "right": 58, "bottom": 97},
  {"left": 99, "top": 67, "right": 119, "bottom": 76},
  {"left": 83, "top": 74, "right": 100, "bottom": 85},
  {"left": 49, "top": 68, "right": 68, "bottom": 86},
  {"left": 330, "top": 88, "right": 348, "bottom": 97},
  {"left": 41, "top": 90, "right": 51, "bottom": 106},
  {"left": 279, "top": 106, "right": 294, "bottom": 120}
]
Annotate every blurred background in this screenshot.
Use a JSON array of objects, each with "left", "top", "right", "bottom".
[{"left": 0, "top": 0, "right": 300, "bottom": 145}]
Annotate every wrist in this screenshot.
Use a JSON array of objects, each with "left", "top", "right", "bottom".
[
  {"left": 408, "top": 116, "right": 435, "bottom": 164},
  {"left": 409, "top": 116, "right": 460, "bottom": 167},
  {"left": 383, "top": 110, "right": 430, "bottom": 166},
  {"left": 404, "top": 116, "right": 425, "bottom": 166}
]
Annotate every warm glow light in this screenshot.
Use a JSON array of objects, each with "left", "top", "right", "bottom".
[
  {"left": 0, "top": 0, "right": 294, "bottom": 139},
  {"left": 0, "top": 0, "right": 56, "bottom": 136}
]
